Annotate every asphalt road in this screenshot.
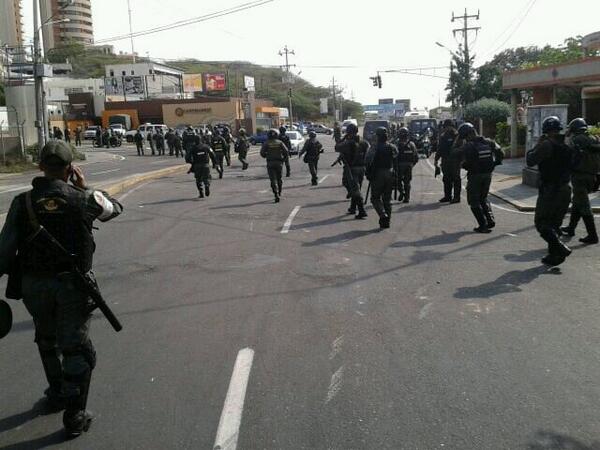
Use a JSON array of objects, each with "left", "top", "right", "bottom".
[{"left": 1, "top": 137, "right": 600, "bottom": 449}]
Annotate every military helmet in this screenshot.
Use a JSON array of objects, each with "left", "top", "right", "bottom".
[
  {"left": 346, "top": 123, "right": 359, "bottom": 135},
  {"left": 239, "top": 128, "right": 246, "bottom": 136},
  {"left": 308, "top": 131, "right": 317, "bottom": 138},
  {"left": 279, "top": 126, "right": 287, "bottom": 134},
  {"left": 268, "top": 128, "right": 279, "bottom": 139},
  {"left": 375, "top": 127, "right": 388, "bottom": 140},
  {"left": 542, "top": 116, "right": 563, "bottom": 133},
  {"left": 398, "top": 127, "right": 409, "bottom": 137},
  {"left": 457, "top": 122, "right": 475, "bottom": 138},
  {"left": 567, "top": 118, "right": 588, "bottom": 133}
]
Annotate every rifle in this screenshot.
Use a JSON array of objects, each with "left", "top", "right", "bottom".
[{"left": 27, "top": 225, "right": 123, "bottom": 332}]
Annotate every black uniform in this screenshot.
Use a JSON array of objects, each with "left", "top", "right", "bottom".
[
  {"left": 222, "top": 129, "right": 233, "bottom": 166},
  {"left": 366, "top": 141, "right": 398, "bottom": 228},
  {"left": 75, "top": 127, "right": 82, "bottom": 147},
  {"left": 299, "top": 138, "right": 323, "bottom": 185},
  {"left": 189, "top": 138, "right": 217, "bottom": 198},
  {"left": 182, "top": 129, "right": 196, "bottom": 160},
  {"left": 134, "top": 131, "right": 144, "bottom": 156},
  {"left": 435, "top": 127, "right": 461, "bottom": 202},
  {"left": 165, "top": 130, "right": 175, "bottom": 156},
  {"left": 335, "top": 135, "right": 370, "bottom": 217},
  {"left": 211, "top": 135, "right": 228, "bottom": 179},
  {"left": 278, "top": 132, "right": 292, "bottom": 177},
  {"left": 260, "top": 138, "right": 289, "bottom": 202},
  {"left": 154, "top": 132, "right": 165, "bottom": 156},
  {"left": 147, "top": 132, "right": 155, "bottom": 155},
  {"left": 333, "top": 125, "right": 342, "bottom": 144},
  {"left": 235, "top": 136, "right": 250, "bottom": 170},
  {"left": 173, "top": 132, "right": 184, "bottom": 158},
  {"left": 462, "top": 136, "right": 504, "bottom": 231},
  {"left": 394, "top": 140, "right": 419, "bottom": 203}
]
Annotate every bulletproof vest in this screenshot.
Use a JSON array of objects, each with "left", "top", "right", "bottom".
[
  {"left": 264, "top": 139, "right": 285, "bottom": 162},
  {"left": 466, "top": 137, "right": 495, "bottom": 174},
  {"left": 438, "top": 130, "right": 457, "bottom": 158},
  {"left": 371, "top": 142, "right": 394, "bottom": 170},
  {"left": 397, "top": 141, "right": 417, "bottom": 164},
  {"left": 279, "top": 134, "right": 291, "bottom": 150},
  {"left": 182, "top": 131, "right": 196, "bottom": 149},
  {"left": 212, "top": 137, "right": 225, "bottom": 152},
  {"left": 191, "top": 145, "right": 210, "bottom": 165},
  {"left": 305, "top": 140, "right": 321, "bottom": 158},
  {"left": 538, "top": 139, "right": 572, "bottom": 184},
  {"left": 19, "top": 178, "right": 95, "bottom": 273}
]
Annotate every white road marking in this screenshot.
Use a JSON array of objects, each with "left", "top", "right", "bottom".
[
  {"left": 0, "top": 184, "right": 29, "bottom": 194},
  {"left": 329, "top": 335, "right": 344, "bottom": 360},
  {"left": 112, "top": 154, "right": 126, "bottom": 161},
  {"left": 281, "top": 205, "right": 301, "bottom": 234},
  {"left": 249, "top": 221, "right": 254, "bottom": 232},
  {"left": 118, "top": 181, "right": 151, "bottom": 202},
  {"left": 505, "top": 232, "right": 518, "bottom": 237},
  {"left": 91, "top": 168, "right": 121, "bottom": 176},
  {"left": 258, "top": 189, "right": 268, "bottom": 194},
  {"left": 325, "top": 365, "right": 344, "bottom": 405},
  {"left": 419, "top": 302, "right": 434, "bottom": 320},
  {"left": 213, "top": 348, "right": 255, "bottom": 450},
  {"left": 150, "top": 159, "right": 179, "bottom": 165},
  {"left": 318, "top": 174, "right": 330, "bottom": 184}
]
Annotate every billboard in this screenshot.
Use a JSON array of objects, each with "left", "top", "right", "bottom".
[
  {"left": 244, "top": 75, "right": 255, "bottom": 92},
  {"left": 183, "top": 74, "right": 203, "bottom": 93},
  {"left": 379, "top": 98, "right": 394, "bottom": 105},
  {"left": 320, "top": 98, "right": 328, "bottom": 114},
  {"left": 204, "top": 73, "right": 227, "bottom": 92},
  {"left": 104, "top": 76, "right": 144, "bottom": 96},
  {"left": 362, "top": 103, "right": 407, "bottom": 120}
]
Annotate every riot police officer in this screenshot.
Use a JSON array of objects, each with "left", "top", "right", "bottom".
[
  {"left": 211, "top": 129, "right": 228, "bottom": 179},
  {"left": 155, "top": 129, "right": 166, "bottom": 156},
  {"left": 235, "top": 128, "right": 250, "bottom": 170},
  {"left": 222, "top": 126, "right": 233, "bottom": 166},
  {"left": 173, "top": 130, "right": 184, "bottom": 158},
  {"left": 334, "top": 123, "right": 369, "bottom": 219},
  {"left": 299, "top": 130, "right": 323, "bottom": 185},
  {"left": 561, "top": 118, "right": 600, "bottom": 244},
  {"left": 0, "top": 140, "right": 123, "bottom": 436},
  {"left": 459, "top": 122, "right": 504, "bottom": 233},
  {"left": 260, "top": 128, "right": 289, "bottom": 203},
  {"left": 188, "top": 135, "right": 217, "bottom": 198},
  {"left": 182, "top": 126, "right": 196, "bottom": 160},
  {"left": 134, "top": 129, "right": 144, "bottom": 156},
  {"left": 333, "top": 122, "right": 342, "bottom": 144},
  {"left": 435, "top": 119, "right": 461, "bottom": 203},
  {"left": 366, "top": 127, "right": 398, "bottom": 229},
  {"left": 165, "top": 128, "right": 175, "bottom": 156},
  {"left": 278, "top": 126, "right": 292, "bottom": 177},
  {"left": 147, "top": 129, "right": 156, "bottom": 155},
  {"left": 526, "top": 116, "right": 573, "bottom": 266},
  {"left": 394, "top": 127, "right": 419, "bottom": 203}
]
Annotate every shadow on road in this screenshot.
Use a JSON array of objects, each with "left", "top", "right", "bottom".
[
  {"left": 395, "top": 202, "right": 445, "bottom": 213},
  {"left": 391, "top": 231, "right": 471, "bottom": 248},
  {"left": 528, "top": 430, "right": 600, "bottom": 450},
  {"left": 0, "top": 398, "right": 59, "bottom": 435},
  {"left": 504, "top": 249, "right": 547, "bottom": 262},
  {"left": 302, "top": 199, "right": 347, "bottom": 208},
  {"left": 139, "top": 198, "right": 199, "bottom": 206},
  {"left": 303, "top": 228, "right": 380, "bottom": 247},
  {"left": 0, "top": 429, "right": 66, "bottom": 450},
  {"left": 454, "top": 266, "right": 556, "bottom": 299},
  {"left": 209, "top": 200, "right": 274, "bottom": 210},
  {"left": 291, "top": 214, "right": 350, "bottom": 231}
]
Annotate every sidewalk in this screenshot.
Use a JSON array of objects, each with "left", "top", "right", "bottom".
[{"left": 490, "top": 157, "right": 600, "bottom": 212}]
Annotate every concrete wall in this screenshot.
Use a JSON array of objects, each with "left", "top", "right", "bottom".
[
  {"left": 162, "top": 100, "right": 240, "bottom": 127},
  {"left": 5, "top": 85, "right": 38, "bottom": 147}
]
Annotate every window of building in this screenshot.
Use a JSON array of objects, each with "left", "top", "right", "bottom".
[
  {"left": 110, "top": 70, "right": 114, "bottom": 76},
  {"left": 131, "top": 70, "right": 135, "bottom": 75},
  {"left": 122, "top": 71, "right": 126, "bottom": 76}
]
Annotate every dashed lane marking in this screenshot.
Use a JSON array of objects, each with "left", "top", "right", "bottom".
[
  {"left": 318, "top": 174, "right": 330, "bottom": 184},
  {"left": 213, "top": 348, "right": 255, "bottom": 450},
  {"left": 281, "top": 205, "right": 301, "bottom": 234},
  {"left": 118, "top": 181, "right": 151, "bottom": 202}
]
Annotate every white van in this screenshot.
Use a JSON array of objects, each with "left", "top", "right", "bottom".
[{"left": 125, "top": 123, "right": 168, "bottom": 142}]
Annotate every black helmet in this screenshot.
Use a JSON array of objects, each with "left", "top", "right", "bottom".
[
  {"left": 308, "top": 131, "right": 317, "bottom": 138},
  {"left": 542, "top": 116, "right": 563, "bottom": 133},
  {"left": 213, "top": 128, "right": 221, "bottom": 136},
  {"left": 279, "top": 126, "right": 287, "bottom": 134},
  {"left": 268, "top": 128, "right": 279, "bottom": 139},
  {"left": 346, "top": 123, "right": 358, "bottom": 135},
  {"left": 568, "top": 118, "right": 588, "bottom": 133},
  {"left": 239, "top": 128, "right": 246, "bottom": 136},
  {"left": 457, "top": 122, "right": 475, "bottom": 138},
  {"left": 375, "top": 127, "right": 388, "bottom": 140},
  {"left": 443, "top": 119, "right": 454, "bottom": 128},
  {"left": 398, "top": 127, "right": 409, "bottom": 137}
]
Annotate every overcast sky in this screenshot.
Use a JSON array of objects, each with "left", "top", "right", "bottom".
[{"left": 21, "top": 0, "right": 600, "bottom": 109}]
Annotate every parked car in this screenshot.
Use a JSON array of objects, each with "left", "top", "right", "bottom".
[
  {"left": 125, "top": 123, "right": 168, "bottom": 142},
  {"left": 83, "top": 125, "right": 101, "bottom": 140},
  {"left": 249, "top": 130, "right": 269, "bottom": 145},
  {"left": 286, "top": 131, "right": 304, "bottom": 154},
  {"left": 109, "top": 123, "right": 126, "bottom": 137},
  {"left": 308, "top": 123, "right": 333, "bottom": 135}
]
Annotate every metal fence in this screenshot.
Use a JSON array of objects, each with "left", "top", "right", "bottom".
[{"left": 0, "top": 123, "right": 26, "bottom": 164}]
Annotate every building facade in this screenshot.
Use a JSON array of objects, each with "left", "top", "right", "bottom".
[
  {"left": 40, "top": 0, "right": 94, "bottom": 53},
  {"left": 0, "top": 0, "right": 24, "bottom": 47}
]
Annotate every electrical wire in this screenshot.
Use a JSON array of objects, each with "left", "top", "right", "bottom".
[
  {"left": 94, "top": 0, "right": 274, "bottom": 44},
  {"left": 483, "top": 0, "right": 538, "bottom": 58}
]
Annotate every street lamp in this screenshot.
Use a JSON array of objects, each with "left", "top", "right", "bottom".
[{"left": 435, "top": 41, "right": 460, "bottom": 59}]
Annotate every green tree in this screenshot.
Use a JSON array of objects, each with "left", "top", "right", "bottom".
[
  {"left": 446, "top": 47, "right": 475, "bottom": 108},
  {"left": 464, "top": 98, "right": 510, "bottom": 123}
]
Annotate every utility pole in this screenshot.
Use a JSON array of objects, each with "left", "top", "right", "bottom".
[
  {"left": 278, "top": 45, "right": 295, "bottom": 126},
  {"left": 331, "top": 76, "right": 337, "bottom": 122},
  {"left": 33, "top": 0, "right": 45, "bottom": 151},
  {"left": 451, "top": 8, "right": 480, "bottom": 105},
  {"left": 127, "top": 0, "right": 136, "bottom": 63}
]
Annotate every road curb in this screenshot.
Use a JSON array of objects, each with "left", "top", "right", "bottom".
[
  {"left": 98, "top": 164, "right": 188, "bottom": 196},
  {"left": 490, "top": 189, "right": 600, "bottom": 213}
]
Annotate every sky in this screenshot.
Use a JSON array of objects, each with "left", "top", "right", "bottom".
[{"left": 20, "top": 0, "right": 600, "bottom": 110}]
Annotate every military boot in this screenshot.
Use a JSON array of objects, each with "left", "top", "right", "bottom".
[
  {"left": 540, "top": 229, "right": 571, "bottom": 265},
  {"left": 482, "top": 202, "right": 495, "bottom": 229},
  {"left": 355, "top": 198, "right": 367, "bottom": 220},
  {"left": 561, "top": 212, "right": 580, "bottom": 237},
  {"left": 471, "top": 207, "right": 491, "bottom": 233},
  {"left": 205, "top": 185, "right": 210, "bottom": 197},
  {"left": 63, "top": 370, "right": 93, "bottom": 438},
  {"left": 579, "top": 215, "right": 599, "bottom": 244},
  {"left": 403, "top": 187, "right": 410, "bottom": 204}
]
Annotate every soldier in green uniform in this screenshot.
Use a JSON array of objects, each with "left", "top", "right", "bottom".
[
  {"left": 333, "top": 122, "right": 342, "bottom": 144},
  {"left": 211, "top": 129, "right": 228, "bottom": 179},
  {"left": 0, "top": 141, "right": 123, "bottom": 436},
  {"left": 188, "top": 135, "right": 217, "bottom": 198},
  {"left": 235, "top": 128, "right": 250, "bottom": 170},
  {"left": 299, "top": 130, "right": 323, "bottom": 185},
  {"left": 458, "top": 122, "right": 504, "bottom": 233},
  {"left": 365, "top": 127, "right": 398, "bottom": 229},
  {"left": 222, "top": 126, "right": 233, "bottom": 167},
  {"left": 435, "top": 119, "right": 461, "bottom": 203},
  {"left": 394, "top": 127, "right": 419, "bottom": 203},
  {"left": 526, "top": 116, "right": 573, "bottom": 266},
  {"left": 260, "top": 129, "right": 289, "bottom": 203},
  {"left": 561, "top": 118, "right": 600, "bottom": 244}
]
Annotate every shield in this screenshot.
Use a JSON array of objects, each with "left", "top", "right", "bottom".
[{"left": 0, "top": 300, "right": 13, "bottom": 339}]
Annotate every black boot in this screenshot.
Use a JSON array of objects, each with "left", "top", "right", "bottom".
[
  {"left": 579, "top": 215, "right": 599, "bottom": 244},
  {"left": 63, "top": 370, "right": 93, "bottom": 438},
  {"left": 561, "top": 212, "right": 580, "bottom": 237},
  {"left": 205, "top": 185, "right": 210, "bottom": 197},
  {"left": 198, "top": 189, "right": 204, "bottom": 198},
  {"left": 540, "top": 229, "right": 571, "bottom": 265},
  {"left": 402, "top": 187, "right": 410, "bottom": 203},
  {"left": 355, "top": 198, "right": 367, "bottom": 219},
  {"left": 482, "top": 201, "right": 495, "bottom": 229},
  {"left": 471, "top": 207, "right": 491, "bottom": 233},
  {"left": 39, "top": 347, "right": 65, "bottom": 410}
]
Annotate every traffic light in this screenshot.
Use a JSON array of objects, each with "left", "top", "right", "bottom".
[
  {"left": 370, "top": 74, "right": 382, "bottom": 88},
  {"left": 377, "top": 75, "right": 382, "bottom": 88},
  {"left": 370, "top": 76, "right": 378, "bottom": 87}
]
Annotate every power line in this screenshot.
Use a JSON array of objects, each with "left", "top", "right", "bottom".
[
  {"left": 485, "top": 0, "right": 537, "bottom": 58},
  {"left": 94, "top": 0, "right": 274, "bottom": 44}
]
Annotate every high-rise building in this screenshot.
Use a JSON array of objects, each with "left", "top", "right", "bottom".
[
  {"left": 40, "top": 0, "right": 94, "bottom": 53},
  {"left": 0, "top": 0, "right": 24, "bottom": 47}
]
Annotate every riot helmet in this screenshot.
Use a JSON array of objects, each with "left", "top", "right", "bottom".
[{"left": 542, "top": 116, "right": 563, "bottom": 134}]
